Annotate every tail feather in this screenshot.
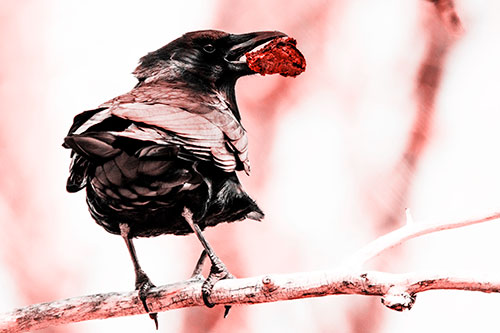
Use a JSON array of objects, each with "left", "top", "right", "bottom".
[
  {"left": 203, "top": 173, "right": 264, "bottom": 225},
  {"left": 67, "top": 154, "right": 90, "bottom": 192},
  {"left": 246, "top": 209, "right": 264, "bottom": 221}
]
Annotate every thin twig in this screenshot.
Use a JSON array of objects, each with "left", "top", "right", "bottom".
[
  {"left": 2, "top": 270, "right": 500, "bottom": 332},
  {"left": 428, "top": 0, "right": 464, "bottom": 34},
  {"left": 345, "top": 211, "right": 500, "bottom": 267}
]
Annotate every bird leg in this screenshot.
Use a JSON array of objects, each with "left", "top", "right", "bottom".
[
  {"left": 120, "top": 223, "right": 159, "bottom": 329},
  {"left": 182, "top": 208, "right": 233, "bottom": 316},
  {"left": 190, "top": 249, "right": 208, "bottom": 278}
]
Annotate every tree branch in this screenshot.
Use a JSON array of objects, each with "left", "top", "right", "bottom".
[
  {"left": 2, "top": 270, "right": 500, "bottom": 332},
  {"left": 428, "top": 0, "right": 464, "bottom": 34},
  {"left": 3, "top": 210, "right": 500, "bottom": 332},
  {"left": 345, "top": 210, "right": 500, "bottom": 267}
]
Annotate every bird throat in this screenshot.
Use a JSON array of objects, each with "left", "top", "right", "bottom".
[{"left": 218, "top": 79, "right": 241, "bottom": 121}]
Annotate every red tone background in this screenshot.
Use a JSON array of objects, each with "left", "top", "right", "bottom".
[{"left": 1, "top": 1, "right": 500, "bottom": 332}]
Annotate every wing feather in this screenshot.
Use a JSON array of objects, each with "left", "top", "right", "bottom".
[{"left": 66, "top": 84, "right": 250, "bottom": 173}]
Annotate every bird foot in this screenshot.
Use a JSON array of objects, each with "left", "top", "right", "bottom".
[
  {"left": 202, "top": 260, "right": 234, "bottom": 318},
  {"left": 136, "top": 269, "right": 159, "bottom": 329}
]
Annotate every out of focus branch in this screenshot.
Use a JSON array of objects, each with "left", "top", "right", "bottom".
[
  {"left": 346, "top": 210, "right": 500, "bottom": 267},
  {"left": 427, "top": 0, "right": 464, "bottom": 34},
  {"left": 2, "top": 269, "right": 500, "bottom": 332},
  {"left": 2, "top": 209, "right": 500, "bottom": 332}
]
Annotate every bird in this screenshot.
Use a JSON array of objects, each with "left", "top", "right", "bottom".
[{"left": 63, "top": 29, "right": 286, "bottom": 326}]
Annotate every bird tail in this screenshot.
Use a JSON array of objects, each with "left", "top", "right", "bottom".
[
  {"left": 246, "top": 209, "right": 264, "bottom": 221},
  {"left": 201, "top": 172, "right": 265, "bottom": 226}
]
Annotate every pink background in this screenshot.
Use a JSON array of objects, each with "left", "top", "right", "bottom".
[{"left": 2, "top": 0, "right": 500, "bottom": 332}]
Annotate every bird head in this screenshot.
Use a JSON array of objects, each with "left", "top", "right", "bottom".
[{"left": 133, "top": 30, "right": 286, "bottom": 87}]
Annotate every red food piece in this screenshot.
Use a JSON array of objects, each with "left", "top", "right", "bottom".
[{"left": 246, "top": 37, "right": 306, "bottom": 77}]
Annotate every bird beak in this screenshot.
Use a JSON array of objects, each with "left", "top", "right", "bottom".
[{"left": 225, "top": 31, "right": 287, "bottom": 75}]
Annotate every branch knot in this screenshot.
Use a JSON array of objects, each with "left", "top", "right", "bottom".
[
  {"left": 381, "top": 286, "right": 416, "bottom": 311},
  {"left": 261, "top": 276, "right": 278, "bottom": 293}
]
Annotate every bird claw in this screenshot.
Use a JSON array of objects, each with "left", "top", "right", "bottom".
[
  {"left": 136, "top": 269, "right": 159, "bottom": 329},
  {"left": 201, "top": 260, "right": 234, "bottom": 317},
  {"left": 182, "top": 210, "right": 234, "bottom": 317}
]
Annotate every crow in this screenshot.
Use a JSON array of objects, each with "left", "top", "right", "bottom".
[{"left": 63, "top": 30, "right": 286, "bottom": 326}]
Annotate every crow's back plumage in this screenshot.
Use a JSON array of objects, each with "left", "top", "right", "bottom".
[{"left": 64, "top": 80, "right": 263, "bottom": 237}]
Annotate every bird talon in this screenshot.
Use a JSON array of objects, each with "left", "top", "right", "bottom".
[
  {"left": 135, "top": 270, "right": 159, "bottom": 329},
  {"left": 137, "top": 281, "right": 155, "bottom": 311},
  {"left": 223, "top": 305, "right": 231, "bottom": 318},
  {"left": 202, "top": 291, "right": 216, "bottom": 308},
  {"left": 149, "top": 313, "right": 159, "bottom": 330},
  {"left": 201, "top": 262, "right": 235, "bottom": 314}
]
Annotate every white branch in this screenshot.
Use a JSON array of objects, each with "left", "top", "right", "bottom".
[
  {"left": 345, "top": 211, "right": 500, "bottom": 268},
  {"left": 2, "top": 270, "right": 500, "bottom": 332},
  {"left": 2, "top": 210, "right": 500, "bottom": 331}
]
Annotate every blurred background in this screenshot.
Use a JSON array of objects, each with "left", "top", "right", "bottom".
[{"left": 1, "top": 0, "right": 500, "bottom": 332}]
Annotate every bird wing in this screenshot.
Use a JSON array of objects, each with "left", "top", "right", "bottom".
[{"left": 66, "top": 84, "right": 250, "bottom": 175}]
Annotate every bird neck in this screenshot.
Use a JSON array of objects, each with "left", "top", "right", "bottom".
[
  {"left": 217, "top": 78, "right": 241, "bottom": 121},
  {"left": 134, "top": 72, "right": 242, "bottom": 122}
]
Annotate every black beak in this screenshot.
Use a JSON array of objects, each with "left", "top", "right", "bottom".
[{"left": 225, "top": 31, "right": 287, "bottom": 75}]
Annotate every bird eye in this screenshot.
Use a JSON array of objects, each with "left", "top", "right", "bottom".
[{"left": 203, "top": 44, "right": 216, "bottom": 53}]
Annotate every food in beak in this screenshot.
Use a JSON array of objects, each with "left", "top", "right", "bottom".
[{"left": 245, "top": 37, "right": 306, "bottom": 77}]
